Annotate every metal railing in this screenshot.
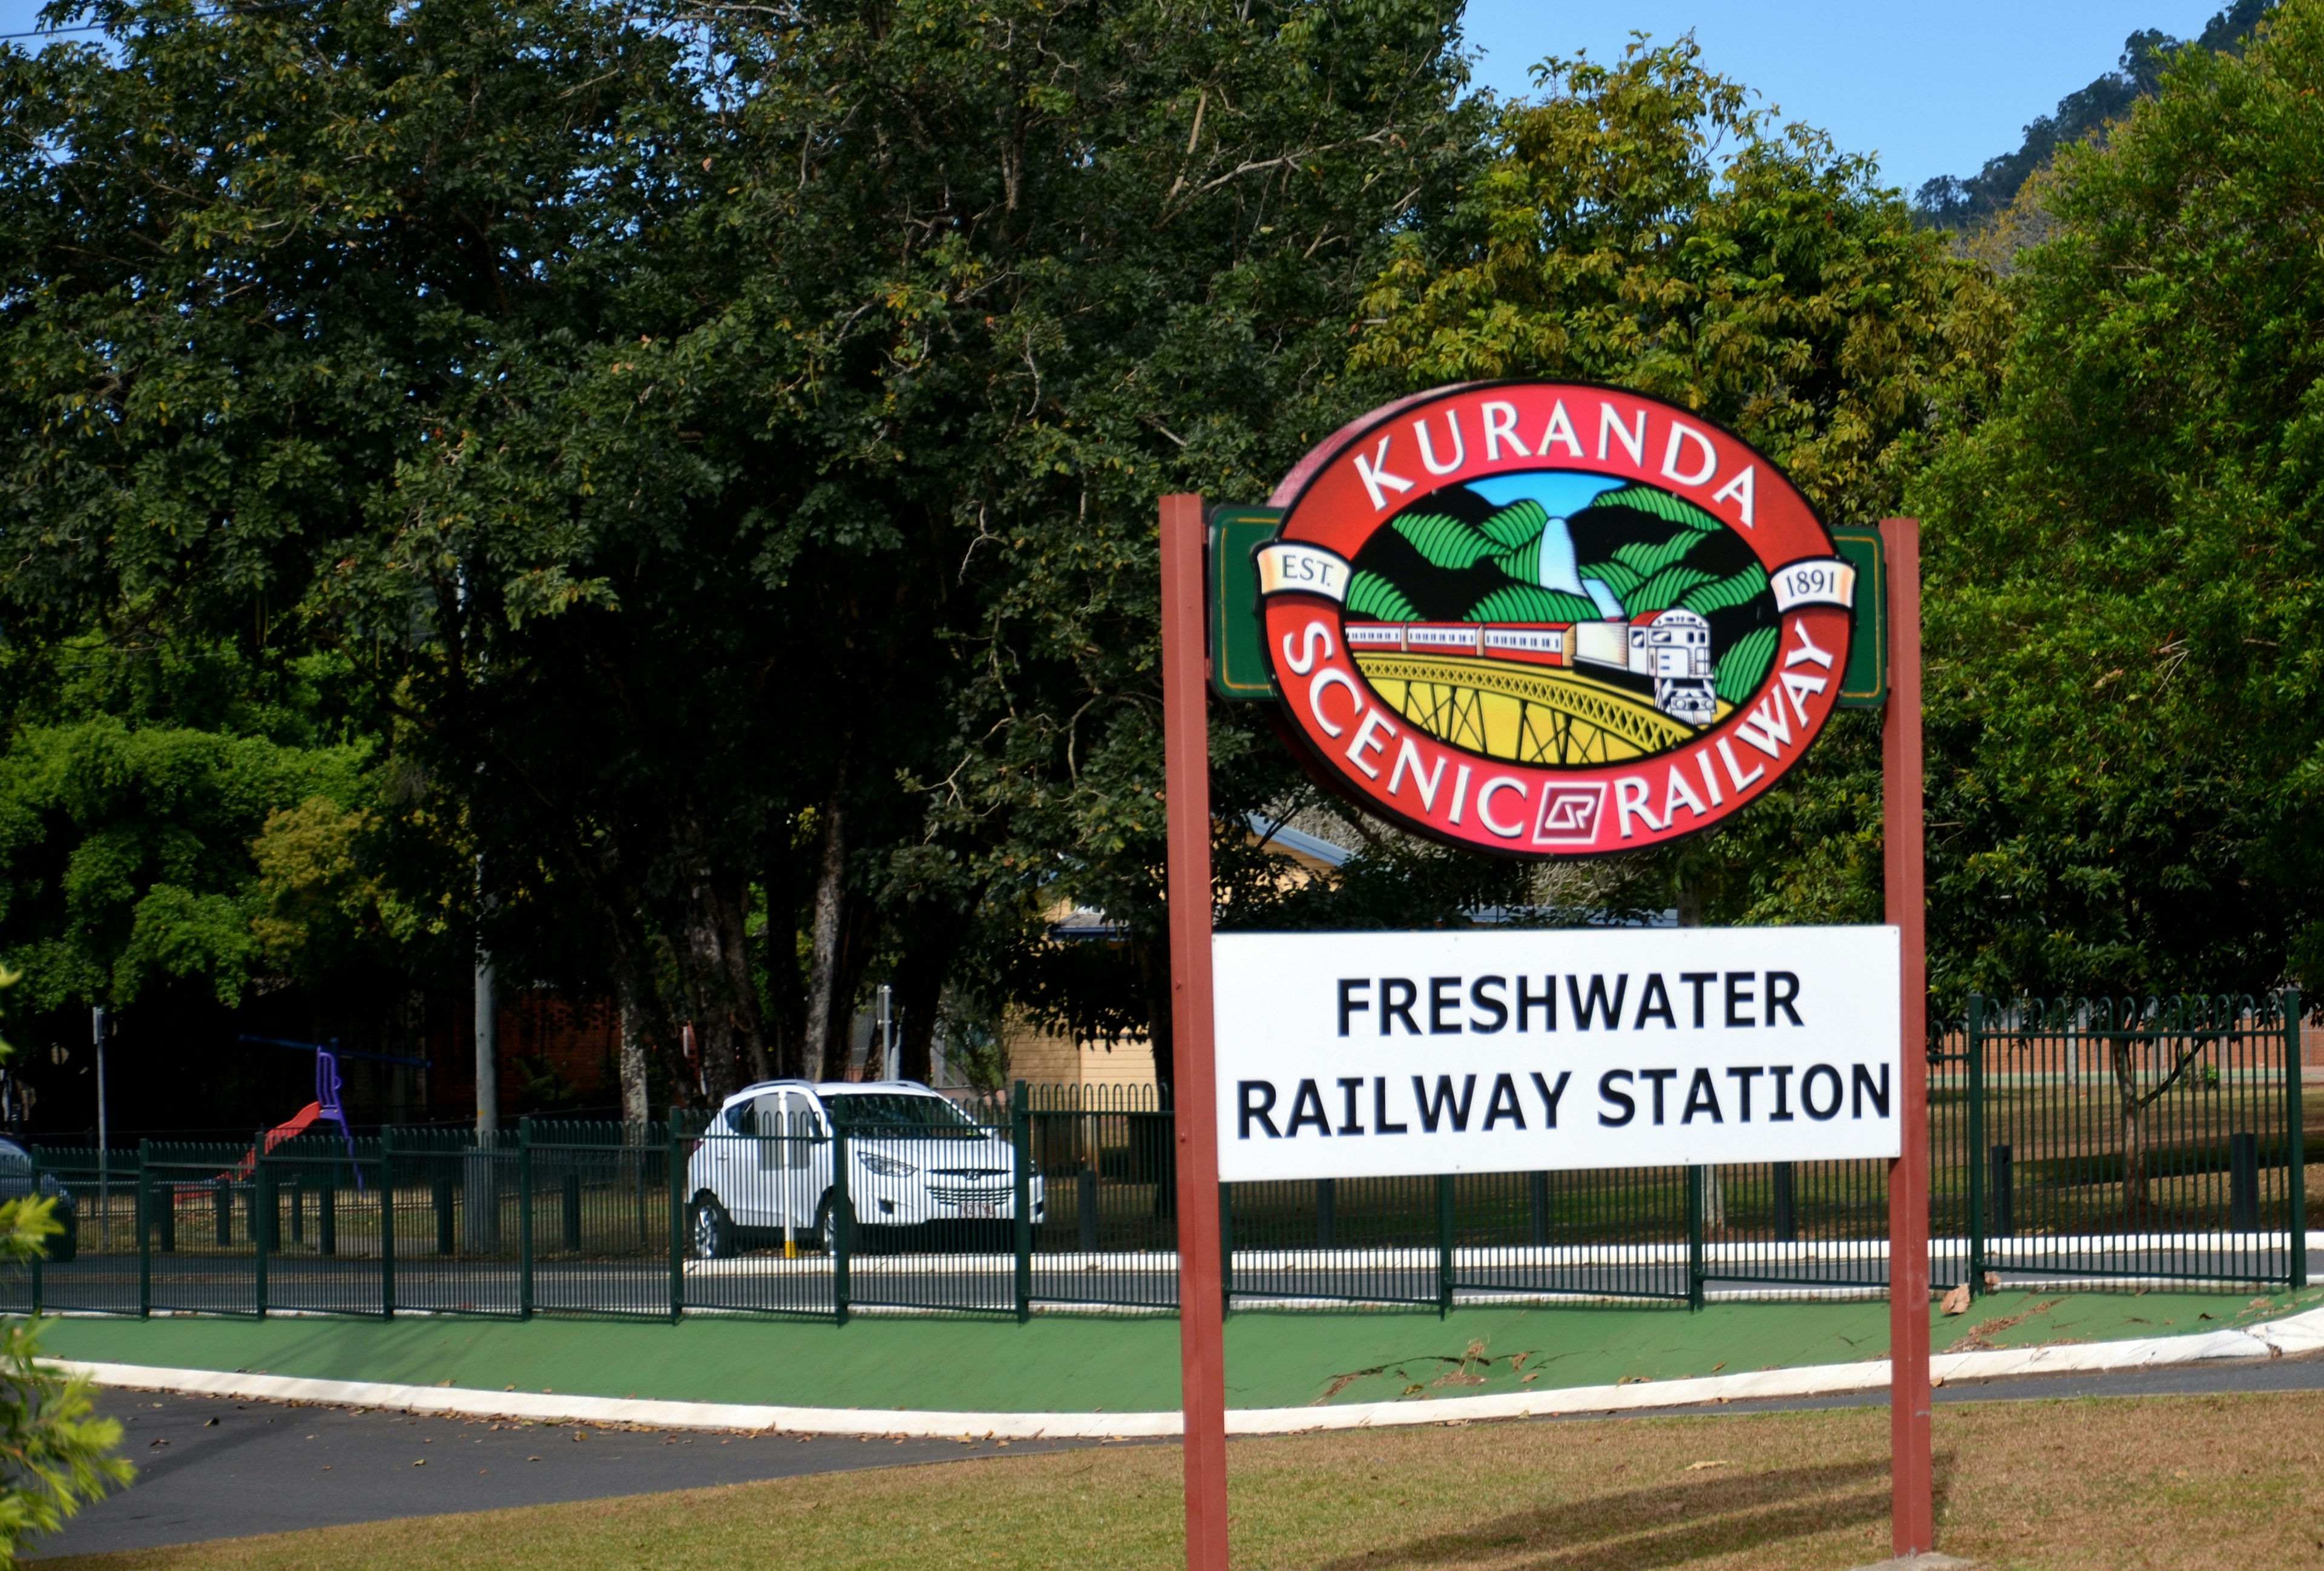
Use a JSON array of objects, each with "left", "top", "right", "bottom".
[{"left": 13, "top": 996, "right": 2303, "bottom": 1323}]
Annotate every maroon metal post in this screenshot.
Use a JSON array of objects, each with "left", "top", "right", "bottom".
[
  {"left": 1882, "top": 516, "right": 1932, "bottom": 1555},
  {"left": 1161, "top": 493, "right": 1230, "bottom": 1571}
]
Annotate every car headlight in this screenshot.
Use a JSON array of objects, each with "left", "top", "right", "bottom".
[{"left": 856, "top": 1151, "right": 917, "bottom": 1178}]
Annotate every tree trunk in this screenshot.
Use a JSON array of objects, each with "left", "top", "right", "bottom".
[
  {"left": 675, "top": 868, "right": 764, "bottom": 1105},
  {"left": 763, "top": 822, "right": 808, "bottom": 1079},
  {"left": 805, "top": 771, "right": 852, "bottom": 1081},
  {"left": 2110, "top": 1036, "right": 2150, "bottom": 1220},
  {"left": 618, "top": 987, "right": 651, "bottom": 1128},
  {"left": 891, "top": 886, "right": 986, "bottom": 1084}
]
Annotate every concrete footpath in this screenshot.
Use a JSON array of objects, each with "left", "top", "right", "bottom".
[{"left": 35, "top": 1283, "right": 2324, "bottom": 1432}]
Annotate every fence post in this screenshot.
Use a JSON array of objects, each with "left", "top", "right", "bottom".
[
  {"left": 666, "top": 1128, "right": 684, "bottom": 1325},
  {"left": 1967, "top": 995, "right": 1986, "bottom": 1297},
  {"left": 2287, "top": 987, "right": 2307, "bottom": 1290},
  {"left": 1686, "top": 1166, "right": 1705, "bottom": 1310},
  {"left": 1219, "top": 1184, "right": 1233, "bottom": 1317},
  {"left": 517, "top": 1124, "right": 534, "bottom": 1322},
  {"left": 28, "top": 1152, "right": 41, "bottom": 1316},
  {"left": 379, "top": 1130, "right": 396, "bottom": 1320},
  {"left": 1436, "top": 1174, "right": 1455, "bottom": 1318},
  {"left": 136, "top": 1141, "right": 149, "bottom": 1320},
  {"left": 318, "top": 1165, "right": 336, "bottom": 1257},
  {"left": 832, "top": 1119, "right": 851, "bottom": 1328},
  {"left": 1012, "top": 1081, "right": 1032, "bottom": 1325},
  {"left": 254, "top": 1152, "right": 271, "bottom": 1320},
  {"left": 155, "top": 1151, "right": 175, "bottom": 1255}
]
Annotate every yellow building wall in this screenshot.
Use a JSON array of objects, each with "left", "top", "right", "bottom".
[{"left": 1003, "top": 1013, "right": 1158, "bottom": 1092}]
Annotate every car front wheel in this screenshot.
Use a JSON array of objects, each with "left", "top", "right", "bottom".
[
  {"left": 814, "top": 1192, "right": 855, "bottom": 1254},
  {"left": 689, "top": 1195, "right": 735, "bottom": 1260}
]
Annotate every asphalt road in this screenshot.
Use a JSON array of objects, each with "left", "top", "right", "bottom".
[
  {"left": 32, "top": 1354, "right": 2324, "bottom": 1560},
  {"left": 30, "top": 1390, "right": 1089, "bottom": 1561}
]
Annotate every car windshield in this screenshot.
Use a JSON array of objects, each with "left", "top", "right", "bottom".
[{"left": 828, "top": 1094, "right": 986, "bottom": 1139}]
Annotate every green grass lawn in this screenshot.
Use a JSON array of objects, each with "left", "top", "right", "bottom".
[{"left": 43, "top": 1386, "right": 2324, "bottom": 1570}]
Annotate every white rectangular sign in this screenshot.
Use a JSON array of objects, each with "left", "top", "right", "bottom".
[{"left": 1213, "top": 926, "right": 1902, "bottom": 1182}]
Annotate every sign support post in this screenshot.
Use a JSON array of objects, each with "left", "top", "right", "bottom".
[
  {"left": 1161, "top": 492, "right": 1231, "bottom": 1571},
  {"left": 1882, "top": 516, "right": 1932, "bottom": 1555}
]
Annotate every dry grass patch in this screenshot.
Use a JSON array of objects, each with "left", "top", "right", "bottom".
[{"left": 46, "top": 1389, "right": 2324, "bottom": 1570}]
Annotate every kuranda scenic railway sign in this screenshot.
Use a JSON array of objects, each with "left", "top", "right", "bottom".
[{"left": 1247, "top": 381, "right": 1857, "bottom": 857}]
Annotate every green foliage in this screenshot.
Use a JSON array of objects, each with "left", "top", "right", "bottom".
[
  {"left": 1477, "top": 499, "right": 1550, "bottom": 549},
  {"left": 1594, "top": 486, "right": 1722, "bottom": 533},
  {"left": 0, "top": 717, "right": 375, "bottom": 1010},
  {"left": 1464, "top": 584, "right": 1600, "bottom": 624},
  {"left": 1713, "top": 627, "right": 1781, "bottom": 706},
  {"left": 1623, "top": 564, "right": 1716, "bottom": 614},
  {"left": 1390, "top": 513, "right": 1501, "bottom": 571},
  {"left": 1912, "top": 0, "right": 2324, "bottom": 998},
  {"left": 1346, "top": 572, "right": 1420, "bottom": 624},
  {"left": 1678, "top": 565, "right": 1772, "bottom": 619},
  {"left": 0, "top": 969, "right": 129, "bottom": 1558}
]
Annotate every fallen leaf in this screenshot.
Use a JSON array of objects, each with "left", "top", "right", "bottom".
[
  {"left": 1687, "top": 1460, "right": 1728, "bottom": 1471},
  {"left": 1940, "top": 1283, "right": 1971, "bottom": 1316},
  {"left": 412, "top": 1460, "right": 427, "bottom": 1467}
]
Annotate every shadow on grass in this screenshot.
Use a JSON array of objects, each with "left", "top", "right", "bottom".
[{"left": 1313, "top": 1451, "right": 1957, "bottom": 1569}]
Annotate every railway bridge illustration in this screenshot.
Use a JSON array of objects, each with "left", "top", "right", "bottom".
[{"left": 1351, "top": 649, "right": 1716, "bottom": 766}]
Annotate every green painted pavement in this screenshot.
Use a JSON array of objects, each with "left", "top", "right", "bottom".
[{"left": 31, "top": 1287, "right": 2320, "bottom": 1415}]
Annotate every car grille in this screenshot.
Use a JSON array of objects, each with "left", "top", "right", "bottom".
[
  {"left": 931, "top": 1168, "right": 1008, "bottom": 1180},
  {"left": 927, "top": 1183, "right": 1012, "bottom": 1205}
]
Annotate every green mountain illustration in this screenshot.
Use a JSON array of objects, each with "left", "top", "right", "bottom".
[{"left": 1345, "top": 480, "right": 1780, "bottom": 704}]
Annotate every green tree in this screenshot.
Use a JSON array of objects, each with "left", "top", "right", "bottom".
[
  {"left": 0, "top": 0, "right": 1484, "bottom": 1099},
  {"left": 1912, "top": 0, "right": 2324, "bottom": 1000},
  {"left": 0, "top": 966, "right": 129, "bottom": 1558}
]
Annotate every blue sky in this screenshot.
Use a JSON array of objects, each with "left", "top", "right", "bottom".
[
  {"left": 0, "top": 1, "right": 2234, "bottom": 198},
  {"left": 1461, "top": 0, "right": 2234, "bottom": 195}
]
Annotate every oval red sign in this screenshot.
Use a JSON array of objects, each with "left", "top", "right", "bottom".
[{"left": 1258, "top": 382, "right": 1853, "bottom": 857}]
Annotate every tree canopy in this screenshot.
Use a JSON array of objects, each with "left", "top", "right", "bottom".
[
  {"left": 1912, "top": 0, "right": 2324, "bottom": 1000},
  {"left": 8, "top": 0, "right": 2324, "bottom": 1127}
]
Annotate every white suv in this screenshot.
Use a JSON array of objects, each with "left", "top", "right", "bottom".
[{"left": 682, "top": 1079, "right": 1045, "bottom": 1257}]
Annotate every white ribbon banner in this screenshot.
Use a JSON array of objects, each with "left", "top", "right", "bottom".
[
  {"left": 1770, "top": 557, "right": 1857, "bottom": 613},
  {"left": 1256, "top": 542, "right": 1353, "bottom": 604}
]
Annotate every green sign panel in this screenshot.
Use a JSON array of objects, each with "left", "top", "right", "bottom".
[
  {"left": 1209, "top": 506, "right": 1888, "bottom": 710},
  {"left": 1207, "top": 505, "right": 1282, "bottom": 701},
  {"left": 1831, "top": 528, "right": 1887, "bottom": 710}
]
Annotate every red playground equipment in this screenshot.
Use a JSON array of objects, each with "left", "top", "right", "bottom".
[{"left": 225, "top": 1049, "right": 363, "bottom": 1186}]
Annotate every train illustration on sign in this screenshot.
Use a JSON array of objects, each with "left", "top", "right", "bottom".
[{"left": 1344, "top": 607, "right": 1718, "bottom": 726}]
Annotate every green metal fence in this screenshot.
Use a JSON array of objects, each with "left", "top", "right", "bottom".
[{"left": 15, "top": 994, "right": 2305, "bottom": 1323}]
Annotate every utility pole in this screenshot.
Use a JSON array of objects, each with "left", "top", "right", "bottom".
[
  {"left": 92, "top": 1006, "right": 109, "bottom": 1218},
  {"left": 470, "top": 855, "right": 501, "bottom": 1251},
  {"left": 474, "top": 857, "right": 498, "bottom": 1135}
]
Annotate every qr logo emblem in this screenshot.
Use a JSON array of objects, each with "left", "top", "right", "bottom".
[{"left": 1534, "top": 785, "right": 1606, "bottom": 848}]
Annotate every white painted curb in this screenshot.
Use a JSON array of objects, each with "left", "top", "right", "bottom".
[{"left": 40, "top": 1303, "right": 2324, "bottom": 1441}]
